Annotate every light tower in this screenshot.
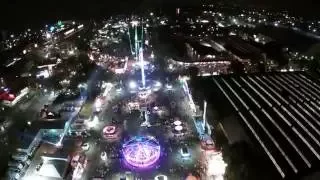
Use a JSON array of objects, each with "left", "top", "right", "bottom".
[
  {"left": 131, "top": 19, "right": 146, "bottom": 89},
  {"left": 139, "top": 21, "right": 146, "bottom": 88},
  {"left": 131, "top": 20, "right": 139, "bottom": 62},
  {"left": 139, "top": 47, "right": 146, "bottom": 88},
  {"left": 135, "top": 24, "right": 139, "bottom": 62}
]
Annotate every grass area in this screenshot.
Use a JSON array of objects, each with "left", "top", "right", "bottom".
[{"left": 79, "top": 102, "right": 93, "bottom": 119}]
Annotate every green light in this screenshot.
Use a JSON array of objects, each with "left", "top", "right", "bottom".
[{"left": 57, "top": 21, "right": 63, "bottom": 28}]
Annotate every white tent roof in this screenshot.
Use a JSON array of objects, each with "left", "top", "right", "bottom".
[{"left": 38, "top": 163, "right": 62, "bottom": 178}]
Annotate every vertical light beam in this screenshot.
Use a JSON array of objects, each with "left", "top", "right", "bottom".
[
  {"left": 139, "top": 47, "right": 146, "bottom": 88},
  {"left": 203, "top": 100, "right": 207, "bottom": 130},
  {"left": 135, "top": 25, "right": 139, "bottom": 61}
]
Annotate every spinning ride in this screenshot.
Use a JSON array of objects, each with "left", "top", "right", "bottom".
[{"left": 122, "top": 136, "right": 161, "bottom": 168}]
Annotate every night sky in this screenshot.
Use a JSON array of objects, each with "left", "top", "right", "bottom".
[{"left": 0, "top": 0, "right": 319, "bottom": 30}]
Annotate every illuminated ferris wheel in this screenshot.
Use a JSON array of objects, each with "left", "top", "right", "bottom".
[{"left": 122, "top": 136, "right": 161, "bottom": 168}]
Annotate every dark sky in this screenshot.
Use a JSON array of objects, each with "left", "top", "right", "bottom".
[{"left": 0, "top": 0, "right": 319, "bottom": 29}]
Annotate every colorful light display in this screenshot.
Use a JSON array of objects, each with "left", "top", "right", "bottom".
[
  {"left": 122, "top": 136, "right": 161, "bottom": 168},
  {"left": 102, "top": 125, "right": 119, "bottom": 140}
]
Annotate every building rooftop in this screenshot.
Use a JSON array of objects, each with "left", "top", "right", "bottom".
[
  {"left": 19, "top": 130, "right": 39, "bottom": 150},
  {"left": 210, "top": 72, "right": 320, "bottom": 179},
  {"left": 37, "top": 159, "right": 69, "bottom": 179}
]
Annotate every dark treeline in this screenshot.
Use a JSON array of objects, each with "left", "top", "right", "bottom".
[{"left": 0, "top": 0, "right": 319, "bottom": 31}]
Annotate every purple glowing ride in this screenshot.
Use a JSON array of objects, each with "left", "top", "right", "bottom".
[{"left": 122, "top": 136, "right": 161, "bottom": 168}]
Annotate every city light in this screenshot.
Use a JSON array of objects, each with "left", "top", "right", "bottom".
[
  {"left": 153, "top": 106, "right": 159, "bottom": 111},
  {"left": 166, "top": 84, "right": 173, "bottom": 89},
  {"left": 155, "top": 81, "right": 162, "bottom": 87},
  {"left": 131, "top": 20, "right": 139, "bottom": 26},
  {"left": 46, "top": 32, "right": 52, "bottom": 39},
  {"left": 138, "top": 89, "right": 151, "bottom": 99},
  {"left": 36, "top": 69, "right": 50, "bottom": 79},
  {"left": 50, "top": 26, "right": 55, "bottom": 32},
  {"left": 68, "top": 50, "right": 75, "bottom": 55},
  {"left": 116, "top": 87, "right": 122, "bottom": 93},
  {"left": 89, "top": 54, "right": 94, "bottom": 60}
]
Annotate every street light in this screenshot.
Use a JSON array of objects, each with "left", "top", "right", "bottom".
[
  {"left": 46, "top": 32, "right": 51, "bottom": 39},
  {"left": 55, "top": 141, "right": 62, "bottom": 147},
  {"left": 155, "top": 81, "right": 162, "bottom": 87},
  {"left": 129, "top": 81, "right": 137, "bottom": 89}
]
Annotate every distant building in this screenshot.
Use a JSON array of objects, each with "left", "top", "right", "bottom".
[{"left": 224, "top": 37, "right": 264, "bottom": 62}]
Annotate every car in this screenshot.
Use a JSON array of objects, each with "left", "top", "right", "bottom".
[
  {"left": 7, "top": 171, "right": 20, "bottom": 180},
  {"left": 180, "top": 146, "right": 191, "bottom": 158},
  {"left": 8, "top": 161, "right": 24, "bottom": 170},
  {"left": 12, "top": 159, "right": 31, "bottom": 167},
  {"left": 8, "top": 167, "right": 21, "bottom": 172},
  {"left": 70, "top": 132, "right": 77, "bottom": 137},
  {"left": 81, "top": 143, "right": 90, "bottom": 151},
  {"left": 23, "top": 159, "right": 31, "bottom": 166},
  {"left": 11, "top": 153, "right": 28, "bottom": 162},
  {"left": 101, "top": 151, "right": 107, "bottom": 161}
]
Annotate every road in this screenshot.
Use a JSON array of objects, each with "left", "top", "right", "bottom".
[{"left": 76, "top": 81, "right": 203, "bottom": 179}]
